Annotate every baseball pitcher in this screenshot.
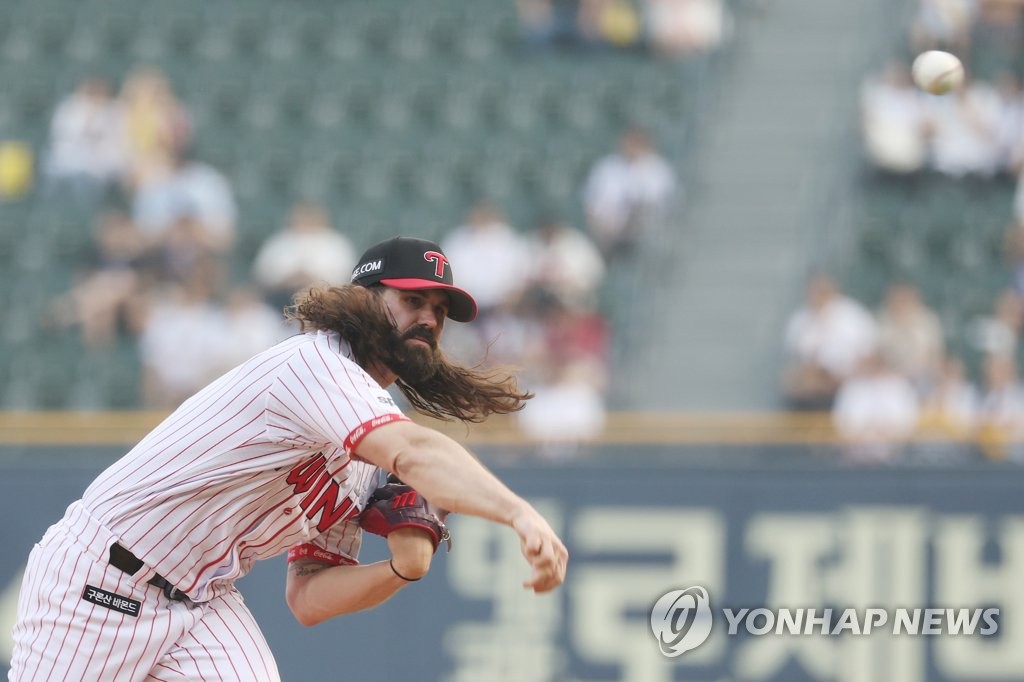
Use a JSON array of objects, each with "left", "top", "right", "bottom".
[{"left": 9, "top": 236, "right": 568, "bottom": 681}]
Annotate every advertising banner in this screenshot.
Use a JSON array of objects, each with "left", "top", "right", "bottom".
[{"left": 0, "top": 449, "right": 1020, "bottom": 681}]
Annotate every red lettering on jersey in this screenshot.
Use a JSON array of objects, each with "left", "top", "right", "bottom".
[
  {"left": 303, "top": 482, "right": 355, "bottom": 533},
  {"left": 287, "top": 453, "right": 361, "bottom": 532},
  {"left": 424, "top": 251, "right": 448, "bottom": 278},
  {"left": 286, "top": 454, "right": 327, "bottom": 493},
  {"left": 298, "top": 471, "right": 331, "bottom": 509}
]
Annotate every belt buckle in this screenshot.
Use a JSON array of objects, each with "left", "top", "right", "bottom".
[
  {"left": 163, "top": 584, "right": 189, "bottom": 602},
  {"left": 150, "top": 575, "right": 190, "bottom": 603}
]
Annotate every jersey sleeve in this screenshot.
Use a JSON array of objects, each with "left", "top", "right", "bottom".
[
  {"left": 287, "top": 518, "right": 363, "bottom": 567},
  {"left": 265, "top": 334, "right": 409, "bottom": 450}
]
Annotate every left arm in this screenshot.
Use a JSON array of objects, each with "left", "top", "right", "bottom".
[{"left": 285, "top": 528, "right": 434, "bottom": 626}]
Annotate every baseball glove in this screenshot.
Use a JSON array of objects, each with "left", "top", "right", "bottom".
[{"left": 358, "top": 478, "right": 452, "bottom": 553}]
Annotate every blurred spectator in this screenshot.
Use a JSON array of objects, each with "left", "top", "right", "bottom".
[
  {"left": 875, "top": 281, "right": 945, "bottom": 395},
  {"left": 516, "top": 290, "right": 610, "bottom": 385},
  {"left": 43, "top": 76, "right": 127, "bottom": 203},
  {"left": 909, "top": 0, "right": 977, "bottom": 55},
  {"left": 441, "top": 201, "right": 530, "bottom": 318},
  {"left": 782, "top": 274, "right": 878, "bottom": 410},
  {"left": 832, "top": 351, "right": 921, "bottom": 464},
  {"left": 927, "top": 78, "right": 1003, "bottom": 179},
  {"left": 252, "top": 201, "right": 357, "bottom": 309},
  {"left": 976, "top": 353, "right": 1024, "bottom": 460},
  {"left": 1010, "top": 165, "right": 1024, "bottom": 224},
  {"left": 643, "top": 0, "right": 729, "bottom": 58},
  {"left": 459, "top": 303, "right": 548, "bottom": 370},
  {"left": 1004, "top": 221, "right": 1024, "bottom": 295},
  {"left": 540, "top": 296, "right": 611, "bottom": 386},
  {"left": 860, "top": 61, "right": 929, "bottom": 175},
  {"left": 582, "top": 126, "right": 677, "bottom": 257},
  {"left": 519, "top": 0, "right": 699, "bottom": 53},
  {"left": 517, "top": 0, "right": 582, "bottom": 47},
  {"left": 460, "top": 287, "right": 612, "bottom": 449},
  {"left": 131, "top": 149, "right": 237, "bottom": 254},
  {"left": 213, "top": 287, "right": 290, "bottom": 373},
  {"left": 120, "top": 66, "right": 192, "bottom": 179},
  {"left": 155, "top": 215, "right": 229, "bottom": 290},
  {"left": 523, "top": 215, "right": 606, "bottom": 311},
  {"left": 46, "top": 210, "right": 150, "bottom": 348},
  {"left": 576, "top": 0, "right": 643, "bottom": 48},
  {"left": 516, "top": 360, "right": 607, "bottom": 458},
  {"left": 992, "top": 69, "right": 1024, "bottom": 174},
  {"left": 0, "top": 141, "right": 33, "bottom": 200},
  {"left": 920, "top": 354, "right": 980, "bottom": 440},
  {"left": 515, "top": 287, "right": 610, "bottom": 454},
  {"left": 968, "top": 288, "right": 1023, "bottom": 359},
  {"left": 138, "top": 280, "right": 226, "bottom": 409}
]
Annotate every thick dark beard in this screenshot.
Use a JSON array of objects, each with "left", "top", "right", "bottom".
[
  {"left": 386, "top": 326, "right": 442, "bottom": 384},
  {"left": 286, "top": 285, "right": 531, "bottom": 422}
]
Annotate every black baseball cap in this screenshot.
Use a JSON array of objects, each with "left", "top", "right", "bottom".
[{"left": 351, "top": 236, "right": 478, "bottom": 322}]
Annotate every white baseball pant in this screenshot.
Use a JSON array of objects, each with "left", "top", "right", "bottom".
[{"left": 9, "top": 501, "right": 281, "bottom": 681}]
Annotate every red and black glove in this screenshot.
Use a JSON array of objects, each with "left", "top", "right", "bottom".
[{"left": 358, "top": 478, "right": 452, "bottom": 553}]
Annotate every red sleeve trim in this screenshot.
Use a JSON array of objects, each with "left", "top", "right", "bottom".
[
  {"left": 343, "top": 413, "right": 408, "bottom": 457},
  {"left": 287, "top": 544, "right": 358, "bottom": 566}
]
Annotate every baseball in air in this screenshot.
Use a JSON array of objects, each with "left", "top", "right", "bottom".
[{"left": 911, "top": 50, "right": 964, "bottom": 95}]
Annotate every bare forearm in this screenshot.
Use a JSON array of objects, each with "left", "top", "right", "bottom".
[
  {"left": 390, "top": 429, "right": 528, "bottom": 525},
  {"left": 355, "top": 421, "right": 568, "bottom": 593},
  {"left": 287, "top": 561, "right": 408, "bottom": 626}
]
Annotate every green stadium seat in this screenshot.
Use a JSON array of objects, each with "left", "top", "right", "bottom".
[
  {"left": 1, "top": 0, "right": 706, "bottom": 409},
  {"left": 2, "top": 374, "right": 39, "bottom": 410},
  {"left": 436, "top": 81, "right": 493, "bottom": 132},
  {"left": 847, "top": 169, "right": 1019, "bottom": 387},
  {"left": 323, "top": 16, "right": 371, "bottom": 64},
  {"left": 8, "top": 9, "right": 73, "bottom": 63}
]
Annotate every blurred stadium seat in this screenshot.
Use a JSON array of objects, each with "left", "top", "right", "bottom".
[
  {"left": 0, "top": 0, "right": 702, "bottom": 408},
  {"left": 844, "top": 175, "right": 1017, "bottom": 379}
]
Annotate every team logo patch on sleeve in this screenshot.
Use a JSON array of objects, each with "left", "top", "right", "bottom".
[{"left": 82, "top": 584, "right": 141, "bottom": 617}]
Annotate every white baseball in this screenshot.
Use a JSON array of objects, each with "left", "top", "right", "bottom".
[{"left": 911, "top": 50, "right": 964, "bottom": 95}]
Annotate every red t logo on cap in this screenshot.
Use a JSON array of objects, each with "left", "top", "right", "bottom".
[{"left": 424, "top": 251, "right": 448, "bottom": 278}]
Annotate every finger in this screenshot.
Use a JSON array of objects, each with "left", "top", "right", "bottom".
[
  {"left": 522, "top": 561, "right": 564, "bottom": 592},
  {"left": 523, "top": 571, "right": 553, "bottom": 592},
  {"left": 524, "top": 574, "right": 559, "bottom": 593},
  {"left": 522, "top": 563, "right": 547, "bottom": 589}
]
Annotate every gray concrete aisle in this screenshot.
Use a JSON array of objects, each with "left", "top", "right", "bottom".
[{"left": 613, "top": 0, "right": 912, "bottom": 410}]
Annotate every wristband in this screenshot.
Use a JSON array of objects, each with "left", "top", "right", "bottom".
[{"left": 389, "top": 559, "right": 421, "bottom": 582}]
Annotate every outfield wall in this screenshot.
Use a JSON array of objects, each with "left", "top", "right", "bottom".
[{"left": 0, "top": 446, "right": 1021, "bottom": 682}]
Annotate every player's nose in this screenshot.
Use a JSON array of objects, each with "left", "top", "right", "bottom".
[
  {"left": 417, "top": 308, "right": 441, "bottom": 331},
  {"left": 412, "top": 313, "right": 432, "bottom": 333}
]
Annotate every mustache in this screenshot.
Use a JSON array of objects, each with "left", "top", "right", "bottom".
[{"left": 401, "top": 327, "right": 437, "bottom": 349}]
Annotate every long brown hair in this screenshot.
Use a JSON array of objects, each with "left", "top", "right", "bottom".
[{"left": 285, "top": 285, "right": 532, "bottom": 422}]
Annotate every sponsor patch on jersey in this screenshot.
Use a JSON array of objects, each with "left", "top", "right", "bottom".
[
  {"left": 82, "top": 584, "right": 141, "bottom": 617},
  {"left": 287, "top": 543, "right": 358, "bottom": 566}
]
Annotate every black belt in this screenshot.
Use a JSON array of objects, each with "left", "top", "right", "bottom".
[{"left": 108, "top": 543, "right": 190, "bottom": 602}]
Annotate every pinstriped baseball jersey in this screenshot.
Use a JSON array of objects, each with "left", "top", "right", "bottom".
[{"left": 80, "top": 329, "right": 405, "bottom": 602}]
